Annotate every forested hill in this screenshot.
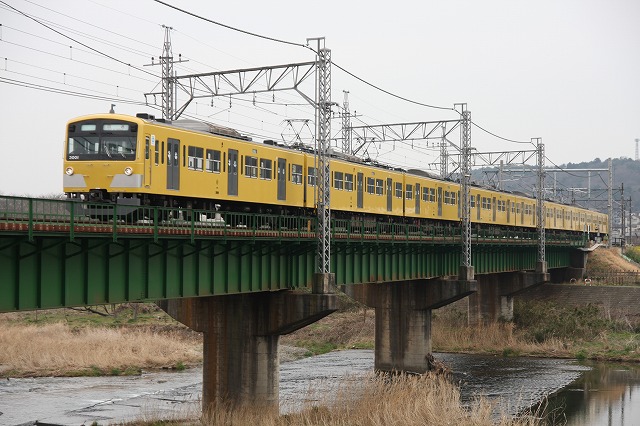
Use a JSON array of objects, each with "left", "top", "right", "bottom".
[
  {"left": 474, "top": 157, "right": 640, "bottom": 211},
  {"left": 558, "top": 158, "right": 639, "bottom": 208}
]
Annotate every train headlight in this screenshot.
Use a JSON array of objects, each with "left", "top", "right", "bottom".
[
  {"left": 65, "top": 167, "right": 74, "bottom": 176},
  {"left": 124, "top": 167, "right": 133, "bottom": 176}
]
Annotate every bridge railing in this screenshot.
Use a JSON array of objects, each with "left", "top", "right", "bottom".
[{"left": 0, "top": 195, "right": 585, "bottom": 246}]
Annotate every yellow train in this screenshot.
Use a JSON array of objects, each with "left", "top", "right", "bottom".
[{"left": 62, "top": 113, "right": 608, "bottom": 238}]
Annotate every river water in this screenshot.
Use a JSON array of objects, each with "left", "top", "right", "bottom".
[{"left": 0, "top": 350, "right": 638, "bottom": 425}]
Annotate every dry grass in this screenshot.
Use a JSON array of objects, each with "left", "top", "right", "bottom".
[
  {"left": 432, "top": 320, "right": 568, "bottom": 358},
  {"left": 194, "top": 374, "right": 539, "bottom": 426},
  {"left": 587, "top": 247, "right": 640, "bottom": 273},
  {"left": 0, "top": 322, "right": 202, "bottom": 376}
]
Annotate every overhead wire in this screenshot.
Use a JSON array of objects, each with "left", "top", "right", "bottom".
[
  {"left": 4, "top": 57, "right": 152, "bottom": 94},
  {"left": 1, "top": 40, "right": 157, "bottom": 84},
  {"left": 0, "top": 1, "right": 159, "bottom": 79},
  {"left": 6, "top": 0, "right": 561, "bottom": 166},
  {"left": 0, "top": 76, "right": 148, "bottom": 106}
]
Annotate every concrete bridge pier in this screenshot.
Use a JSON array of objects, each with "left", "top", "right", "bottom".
[
  {"left": 550, "top": 249, "right": 588, "bottom": 282},
  {"left": 159, "top": 281, "right": 336, "bottom": 414},
  {"left": 353, "top": 272, "right": 476, "bottom": 374},
  {"left": 468, "top": 262, "right": 549, "bottom": 324}
]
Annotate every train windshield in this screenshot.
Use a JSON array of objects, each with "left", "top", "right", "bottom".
[{"left": 67, "top": 119, "right": 137, "bottom": 161}]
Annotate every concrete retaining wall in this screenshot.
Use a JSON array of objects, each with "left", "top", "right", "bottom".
[{"left": 516, "top": 284, "right": 640, "bottom": 315}]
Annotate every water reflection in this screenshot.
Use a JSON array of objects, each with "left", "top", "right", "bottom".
[{"left": 545, "top": 362, "right": 640, "bottom": 426}]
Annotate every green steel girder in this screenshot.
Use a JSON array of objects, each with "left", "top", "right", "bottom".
[{"left": 0, "top": 231, "right": 585, "bottom": 313}]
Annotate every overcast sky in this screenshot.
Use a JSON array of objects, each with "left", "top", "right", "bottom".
[{"left": 1, "top": 0, "right": 639, "bottom": 196}]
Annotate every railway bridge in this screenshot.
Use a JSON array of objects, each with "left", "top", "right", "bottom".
[{"left": 0, "top": 195, "right": 590, "bottom": 412}]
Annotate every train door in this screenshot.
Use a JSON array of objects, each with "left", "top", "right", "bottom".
[
  {"left": 144, "top": 134, "right": 152, "bottom": 187},
  {"left": 277, "top": 158, "right": 287, "bottom": 201},
  {"left": 386, "top": 178, "right": 392, "bottom": 212},
  {"left": 507, "top": 200, "right": 511, "bottom": 223},
  {"left": 228, "top": 149, "right": 238, "bottom": 196},
  {"left": 357, "top": 173, "right": 364, "bottom": 209},
  {"left": 492, "top": 197, "right": 496, "bottom": 222},
  {"left": 520, "top": 202, "right": 524, "bottom": 224},
  {"left": 415, "top": 183, "right": 420, "bottom": 214},
  {"left": 437, "top": 187, "right": 442, "bottom": 217},
  {"left": 553, "top": 208, "right": 557, "bottom": 227},
  {"left": 166, "top": 138, "right": 180, "bottom": 190},
  {"left": 477, "top": 193, "right": 481, "bottom": 220}
]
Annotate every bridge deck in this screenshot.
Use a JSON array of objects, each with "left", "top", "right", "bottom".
[{"left": 0, "top": 196, "right": 586, "bottom": 313}]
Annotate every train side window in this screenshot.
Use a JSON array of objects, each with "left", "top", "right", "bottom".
[
  {"left": 183, "top": 145, "right": 186, "bottom": 167},
  {"left": 444, "top": 191, "right": 451, "bottom": 204},
  {"left": 406, "top": 184, "right": 413, "bottom": 200},
  {"left": 429, "top": 188, "right": 435, "bottom": 202},
  {"left": 470, "top": 195, "right": 475, "bottom": 208},
  {"left": 154, "top": 140, "right": 159, "bottom": 165},
  {"left": 334, "top": 171, "right": 344, "bottom": 190},
  {"left": 376, "top": 179, "right": 383, "bottom": 196},
  {"left": 395, "top": 182, "right": 402, "bottom": 198},
  {"left": 307, "top": 167, "right": 317, "bottom": 186},
  {"left": 422, "top": 187, "right": 429, "bottom": 202},
  {"left": 482, "top": 197, "right": 490, "bottom": 210},
  {"left": 188, "top": 146, "right": 204, "bottom": 171},
  {"left": 259, "top": 158, "right": 272, "bottom": 180},
  {"left": 291, "top": 164, "right": 303, "bottom": 184},
  {"left": 161, "top": 141, "right": 164, "bottom": 164},
  {"left": 245, "top": 156, "right": 258, "bottom": 178},
  {"left": 206, "top": 150, "right": 221, "bottom": 173},
  {"left": 453, "top": 191, "right": 457, "bottom": 205},
  {"left": 366, "top": 178, "right": 375, "bottom": 194},
  {"left": 345, "top": 173, "right": 353, "bottom": 191}
]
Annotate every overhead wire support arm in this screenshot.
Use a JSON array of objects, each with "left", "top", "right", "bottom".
[
  {"left": 349, "top": 119, "right": 462, "bottom": 155},
  {"left": 170, "top": 61, "right": 318, "bottom": 119}
]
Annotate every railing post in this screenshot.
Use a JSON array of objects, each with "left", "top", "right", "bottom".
[
  {"left": 153, "top": 207, "right": 159, "bottom": 242},
  {"left": 112, "top": 204, "right": 118, "bottom": 241},
  {"left": 69, "top": 201, "right": 75, "bottom": 242},
  {"left": 27, "top": 198, "right": 33, "bottom": 241},
  {"left": 190, "top": 209, "right": 196, "bottom": 243}
]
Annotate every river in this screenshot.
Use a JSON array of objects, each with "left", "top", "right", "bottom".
[{"left": 0, "top": 350, "right": 638, "bottom": 425}]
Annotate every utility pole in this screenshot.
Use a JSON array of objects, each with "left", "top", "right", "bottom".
[
  {"left": 306, "top": 37, "right": 334, "bottom": 293},
  {"left": 144, "top": 25, "right": 187, "bottom": 120},
  {"left": 341, "top": 91, "right": 352, "bottom": 154},
  {"left": 534, "top": 138, "right": 546, "bottom": 271},
  {"left": 608, "top": 158, "right": 613, "bottom": 248},
  {"left": 440, "top": 123, "right": 448, "bottom": 179},
  {"left": 456, "top": 103, "right": 473, "bottom": 279},
  {"left": 621, "top": 183, "right": 625, "bottom": 251}
]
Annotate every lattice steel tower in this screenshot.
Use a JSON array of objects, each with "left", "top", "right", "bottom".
[
  {"left": 534, "top": 138, "right": 546, "bottom": 266},
  {"left": 316, "top": 47, "right": 332, "bottom": 274},
  {"left": 459, "top": 105, "right": 472, "bottom": 268}
]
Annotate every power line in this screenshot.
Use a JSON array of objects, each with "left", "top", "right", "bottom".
[
  {"left": 151, "top": 0, "right": 458, "bottom": 114},
  {"left": 15, "top": 0, "right": 159, "bottom": 54},
  {"left": 0, "top": 1, "right": 158, "bottom": 79},
  {"left": 2, "top": 40, "right": 157, "bottom": 84},
  {"left": 3, "top": 58, "right": 145, "bottom": 95},
  {"left": 471, "top": 121, "right": 534, "bottom": 145},
  {"left": 0, "top": 75, "right": 147, "bottom": 105},
  {"left": 153, "top": 0, "right": 308, "bottom": 49}
]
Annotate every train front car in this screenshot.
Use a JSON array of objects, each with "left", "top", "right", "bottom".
[{"left": 63, "top": 114, "right": 145, "bottom": 217}]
